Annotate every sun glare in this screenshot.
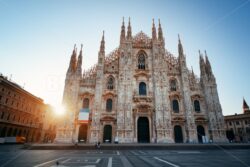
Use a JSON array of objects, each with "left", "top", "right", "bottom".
[{"left": 54, "top": 104, "right": 66, "bottom": 116}]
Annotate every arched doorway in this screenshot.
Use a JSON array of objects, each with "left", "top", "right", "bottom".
[
  {"left": 174, "top": 125, "right": 183, "bottom": 143},
  {"left": 103, "top": 125, "right": 112, "bottom": 143},
  {"left": 197, "top": 125, "right": 205, "bottom": 143},
  {"left": 78, "top": 124, "right": 88, "bottom": 143},
  {"left": 137, "top": 117, "right": 150, "bottom": 143}
]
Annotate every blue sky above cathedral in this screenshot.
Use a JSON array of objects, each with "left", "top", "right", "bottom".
[{"left": 0, "top": 0, "right": 249, "bottom": 115}]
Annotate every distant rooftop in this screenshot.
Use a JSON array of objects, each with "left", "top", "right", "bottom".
[{"left": 0, "top": 73, "right": 44, "bottom": 102}]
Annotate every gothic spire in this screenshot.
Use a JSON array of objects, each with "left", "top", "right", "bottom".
[
  {"left": 127, "top": 17, "right": 132, "bottom": 40},
  {"left": 158, "top": 19, "right": 163, "bottom": 41},
  {"left": 199, "top": 50, "right": 206, "bottom": 76},
  {"left": 205, "top": 50, "right": 213, "bottom": 76},
  {"left": 76, "top": 44, "right": 83, "bottom": 75},
  {"left": 243, "top": 98, "right": 249, "bottom": 109},
  {"left": 191, "top": 66, "right": 195, "bottom": 77},
  {"left": 98, "top": 31, "right": 105, "bottom": 65},
  {"left": 99, "top": 31, "right": 105, "bottom": 55},
  {"left": 178, "top": 34, "right": 186, "bottom": 68},
  {"left": 120, "top": 17, "right": 126, "bottom": 43},
  {"left": 243, "top": 98, "right": 250, "bottom": 114},
  {"left": 152, "top": 18, "right": 157, "bottom": 40},
  {"left": 178, "top": 34, "right": 184, "bottom": 56},
  {"left": 68, "top": 44, "right": 77, "bottom": 73}
]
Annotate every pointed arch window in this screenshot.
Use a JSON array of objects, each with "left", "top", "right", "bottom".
[
  {"left": 138, "top": 53, "right": 146, "bottom": 70},
  {"left": 170, "top": 79, "right": 177, "bottom": 91},
  {"left": 107, "top": 77, "right": 114, "bottom": 90},
  {"left": 172, "top": 99, "right": 179, "bottom": 113},
  {"left": 139, "top": 82, "right": 147, "bottom": 95},
  {"left": 194, "top": 100, "right": 201, "bottom": 112},
  {"left": 83, "top": 98, "right": 89, "bottom": 109},
  {"left": 106, "top": 99, "right": 113, "bottom": 112}
]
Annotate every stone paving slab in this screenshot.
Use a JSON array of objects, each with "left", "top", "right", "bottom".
[{"left": 22, "top": 143, "right": 250, "bottom": 150}]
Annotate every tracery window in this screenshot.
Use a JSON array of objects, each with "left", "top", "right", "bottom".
[
  {"left": 170, "top": 79, "right": 177, "bottom": 91},
  {"left": 83, "top": 98, "right": 89, "bottom": 109},
  {"left": 139, "top": 82, "right": 147, "bottom": 95},
  {"left": 107, "top": 77, "right": 114, "bottom": 90},
  {"left": 106, "top": 99, "right": 113, "bottom": 112},
  {"left": 172, "top": 99, "right": 179, "bottom": 113},
  {"left": 194, "top": 100, "right": 201, "bottom": 112},
  {"left": 138, "top": 53, "right": 146, "bottom": 70}
]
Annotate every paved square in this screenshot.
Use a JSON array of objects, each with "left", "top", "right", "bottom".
[{"left": 0, "top": 145, "right": 249, "bottom": 167}]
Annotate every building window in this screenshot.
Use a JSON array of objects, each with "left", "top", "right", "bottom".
[
  {"left": 13, "top": 128, "right": 17, "bottom": 136},
  {"left": 7, "top": 113, "right": 10, "bottom": 121},
  {"left": 83, "top": 98, "right": 89, "bottom": 109},
  {"left": 106, "top": 99, "right": 113, "bottom": 112},
  {"left": 5, "top": 98, "right": 8, "bottom": 104},
  {"left": 7, "top": 128, "right": 12, "bottom": 137},
  {"left": 0, "top": 95, "right": 2, "bottom": 101},
  {"left": 107, "top": 77, "right": 114, "bottom": 90},
  {"left": 170, "top": 79, "right": 177, "bottom": 91},
  {"left": 172, "top": 99, "right": 179, "bottom": 113},
  {"left": 246, "top": 127, "right": 250, "bottom": 134},
  {"left": 139, "top": 82, "right": 147, "bottom": 95},
  {"left": 0, "top": 127, "right": 6, "bottom": 137},
  {"left": 238, "top": 128, "right": 242, "bottom": 134},
  {"left": 236, "top": 121, "right": 240, "bottom": 125},
  {"left": 229, "top": 122, "right": 232, "bottom": 126},
  {"left": 1, "top": 112, "right": 4, "bottom": 119},
  {"left": 194, "top": 100, "right": 201, "bottom": 112},
  {"left": 138, "top": 53, "right": 146, "bottom": 70}
]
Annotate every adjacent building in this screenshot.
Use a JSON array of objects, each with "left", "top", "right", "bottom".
[
  {"left": 224, "top": 99, "right": 250, "bottom": 142},
  {"left": 55, "top": 19, "right": 227, "bottom": 144},
  {"left": 0, "top": 74, "right": 56, "bottom": 143}
]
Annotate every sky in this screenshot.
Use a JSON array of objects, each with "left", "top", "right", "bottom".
[{"left": 0, "top": 0, "right": 249, "bottom": 115}]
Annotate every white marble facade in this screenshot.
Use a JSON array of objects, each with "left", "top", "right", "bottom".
[{"left": 55, "top": 19, "right": 227, "bottom": 144}]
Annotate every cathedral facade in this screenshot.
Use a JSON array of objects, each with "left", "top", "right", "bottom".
[{"left": 55, "top": 19, "right": 227, "bottom": 143}]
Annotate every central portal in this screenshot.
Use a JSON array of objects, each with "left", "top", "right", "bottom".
[{"left": 137, "top": 117, "right": 150, "bottom": 143}]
